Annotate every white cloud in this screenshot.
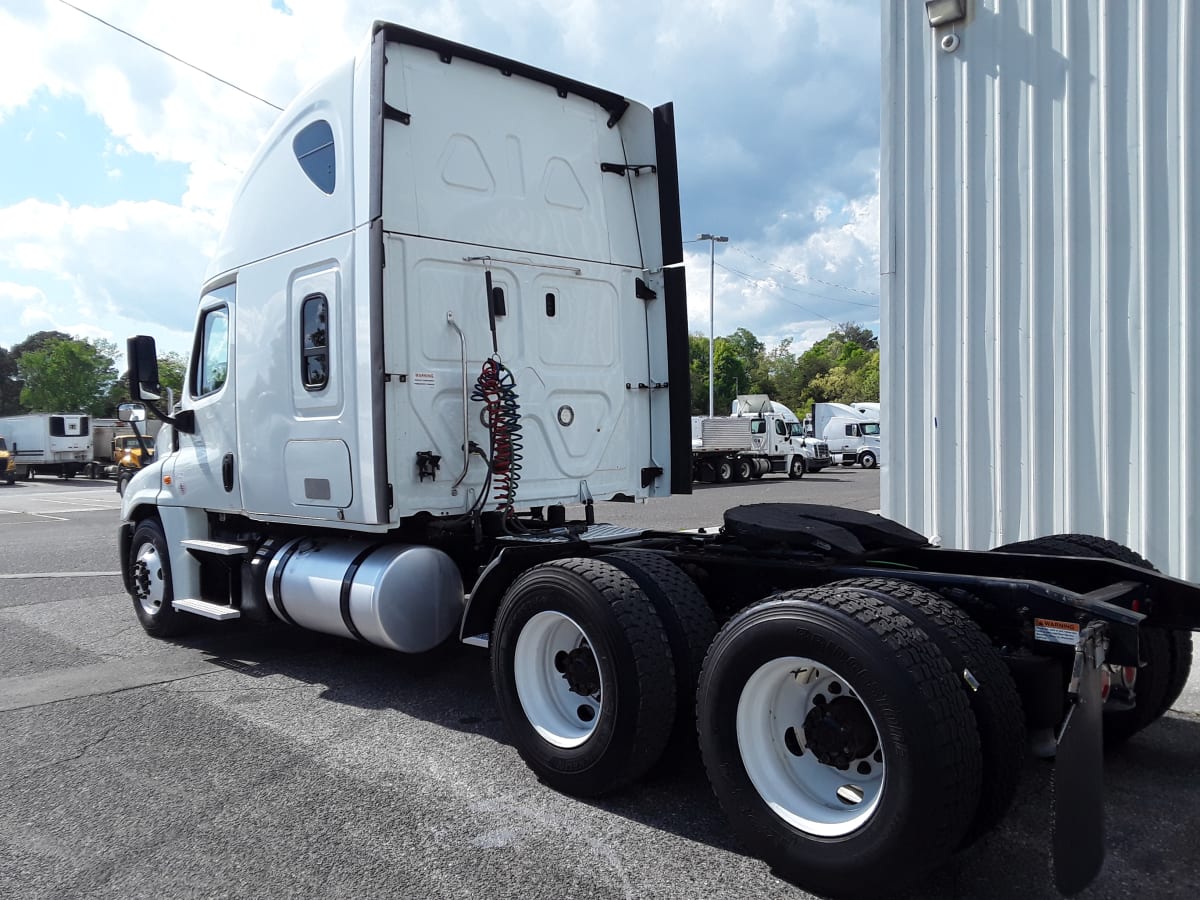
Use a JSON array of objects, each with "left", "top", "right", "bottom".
[{"left": 0, "top": 0, "right": 882, "bottom": 361}]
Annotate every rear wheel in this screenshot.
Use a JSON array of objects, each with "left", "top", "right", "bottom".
[
  {"left": 733, "top": 458, "right": 753, "bottom": 482},
  {"left": 697, "top": 588, "right": 982, "bottom": 898},
  {"left": 829, "top": 577, "right": 1025, "bottom": 844},
  {"left": 715, "top": 460, "right": 733, "bottom": 483},
  {"left": 604, "top": 551, "right": 716, "bottom": 759},
  {"left": 993, "top": 534, "right": 1190, "bottom": 744},
  {"left": 492, "top": 558, "right": 676, "bottom": 797}
]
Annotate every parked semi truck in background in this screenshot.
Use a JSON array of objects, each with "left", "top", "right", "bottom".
[
  {"left": 116, "top": 21, "right": 1199, "bottom": 898},
  {"left": 808, "top": 401, "right": 881, "bottom": 468},
  {"left": 691, "top": 395, "right": 831, "bottom": 482},
  {"left": 0, "top": 413, "right": 92, "bottom": 479}
]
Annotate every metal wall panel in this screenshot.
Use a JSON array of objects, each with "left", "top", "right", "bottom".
[{"left": 882, "top": 0, "right": 1200, "bottom": 580}]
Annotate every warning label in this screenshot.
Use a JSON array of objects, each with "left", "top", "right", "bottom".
[
  {"left": 412, "top": 372, "right": 436, "bottom": 388},
  {"left": 1034, "top": 618, "right": 1081, "bottom": 646}
]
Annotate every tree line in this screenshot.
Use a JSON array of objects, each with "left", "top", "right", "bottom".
[
  {"left": 0, "top": 331, "right": 185, "bottom": 418},
  {"left": 689, "top": 322, "right": 879, "bottom": 417},
  {"left": 1, "top": 322, "right": 879, "bottom": 421}
]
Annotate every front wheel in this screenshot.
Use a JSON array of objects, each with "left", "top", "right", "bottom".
[
  {"left": 491, "top": 558, "right": 676, "bottom": 797},
  {"left": 697, "top": 588, "right": 982, "bottom": 897},
  {"left": 787, "top": 456, "right": 805, "bottom": 480},
  {"left": 860, "top": 451, "right": 877, "bottom": 469},
  {"left": 128, "top": 518, "right": 193, "bottom": 638}
]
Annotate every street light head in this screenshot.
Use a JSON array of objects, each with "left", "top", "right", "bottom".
[
  {"left": 696, "top": 233, "right": 729, "bottom": 243},
  {"left": 697, "top": 233, "right": 712, "bottom": 240},
  {"left": 715, "top": 235, "right": 728, "bottom": 243}
]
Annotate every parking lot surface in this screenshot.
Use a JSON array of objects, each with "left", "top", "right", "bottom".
[{"left": 0, "top": 473, "right": 1197, "bottom": 899}]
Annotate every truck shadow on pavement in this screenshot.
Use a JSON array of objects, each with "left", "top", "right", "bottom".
[{"left": 164, "top": 622, "right": 1200, "bottom": 900}]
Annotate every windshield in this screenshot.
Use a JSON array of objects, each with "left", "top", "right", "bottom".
[
  {"left": 0, "top": 438, "right": 6, "bottom": 452},
  {"left": 861, "top": 422, "right": 880, "bottom": 436},
  {"left": 119, "top": 436, "right": 155, "bottom": 451},
  {"left": 788, "top": 423, "right": 804, "bottom": 437}
]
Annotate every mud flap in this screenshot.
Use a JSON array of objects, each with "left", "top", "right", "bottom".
[{"left": 1053, "top": 621, "right": 1107, "bottom": 895}]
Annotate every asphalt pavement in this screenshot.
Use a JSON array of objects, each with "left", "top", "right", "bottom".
[{"left": 0, "top": 473, "right": 1197, "bottom": 899}]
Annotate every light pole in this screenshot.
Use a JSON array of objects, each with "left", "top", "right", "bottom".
[{"left": 697, "top": 233, "right": 728, "bottom": 417}]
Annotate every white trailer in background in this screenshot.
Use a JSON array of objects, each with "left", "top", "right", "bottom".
[
  {"left": 882, "top": 1, "right": 1200, "bottom": 583},
  {"left": 0, "top": 413, "right": 93, "bottom": 479},
  {"left": 808, "top": 401, "right": 881, "bottom": 468}
]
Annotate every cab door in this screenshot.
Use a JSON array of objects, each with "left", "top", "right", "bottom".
[{"left": 169, "top": 284, "right": 243, "bottom": 513}]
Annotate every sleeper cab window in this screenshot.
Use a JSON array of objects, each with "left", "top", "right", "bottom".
[
  {"left": 293, "top": 120, "right": 335, "bottom": 194},
  {"left": 195, "top": 306, "right": 230, "bottom": 398},
  {"left": 301, "top": 293, "right": 329, "bottom": 391}
]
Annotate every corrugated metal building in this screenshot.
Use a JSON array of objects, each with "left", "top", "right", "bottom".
[{"left": 882, "top": 1, "right": 1200, "bottom": 580}]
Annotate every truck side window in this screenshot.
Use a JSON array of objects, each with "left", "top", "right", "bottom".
[
  {"left": 775, "top": 420, "right": 786, "bottom": 436},
  {"left": 750, "top": 420, "right": 765, "bottom": 434},
  {"left": 195, "top": 306, "right": 230, "bottom": 397},
  {"left": 294, "top": 120, "right": 335, "bottom": 194},
  {"left": 845, "top": 424, "right": 855, "bottom": 437},
  {"left": 301, "top": 294, "right": 329, "bottom": 391}
]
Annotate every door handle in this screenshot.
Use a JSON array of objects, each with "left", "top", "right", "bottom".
[{"left": 222, "top": 453, "right": 235, "bottom": 492}]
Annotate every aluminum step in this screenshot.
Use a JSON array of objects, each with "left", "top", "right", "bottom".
[
  {"left": 172, "top": 598, "right": 241, "bottom": 620},
  {"left": 181, "top": 539, "right": 249, "bottom": 557}
]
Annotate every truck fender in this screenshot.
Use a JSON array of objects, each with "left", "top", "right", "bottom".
[{"left": 459, "top": 544, "right": 587, "bottom": 641}]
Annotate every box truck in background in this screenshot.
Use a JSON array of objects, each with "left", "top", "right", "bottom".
[{"left": 0, "top": 413, "right": 92, "bottom": 479}]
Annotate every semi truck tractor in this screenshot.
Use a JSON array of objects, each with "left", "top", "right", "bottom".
[
  {"left": 808, "top": 401, "right": 881, "bottom": 469},
  {"left": 90, "top": 415, "right": 160, "bottom": 493},
  {"left": 117, "top": 22, "right": 1199, "bottom": 898},
  {"left": 691, "top": 395, "right": 831, "bottom": 483}
]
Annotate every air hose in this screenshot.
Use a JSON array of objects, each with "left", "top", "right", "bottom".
[{"left": 470, "top": 356, "right": 523, "bottom": 511}]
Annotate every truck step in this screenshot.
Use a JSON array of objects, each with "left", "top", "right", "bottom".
[
  {"left": 181, "top": 539, "right": 250, "bottom": 557},
  {"left": 172, "top": 598, "right": 242, "bottom": 621}
]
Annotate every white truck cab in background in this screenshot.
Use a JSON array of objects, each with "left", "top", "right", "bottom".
[{"left": 807, "top": 401, "right": 881, "bottom": 469}]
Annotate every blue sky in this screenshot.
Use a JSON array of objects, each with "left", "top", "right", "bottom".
[{"left": 0, "top": 0, "right": 881, "bottom": 360}]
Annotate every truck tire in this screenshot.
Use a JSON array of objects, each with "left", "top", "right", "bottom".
[
  {"left": 697, "top": 588, "right": 982, "bottom": 898},
  {"left": 993, "top": 534, "right": 1189, "bottom": 744},
  {"left": 491, "top": 558, "right": 676, "bottom": 797},
  {"left": 128, "top": 518, "right": 194, "bottom": 638},
  {"left": 733, "top": 458, "right": 753, "bottom": 482},
  {"left": 860, "top": 451, "right": 877, "bottom": 469},
  {"left": 787, "top": 456, "right": 805, "bottom": 479},
  {"left": 117, "top": 472, "right": 131, "bottom": 496},
  {"left": 604, "top": 551, "right": 717, "bottom": 761},
  {"left": 829, "top": 577, "right": 1025, "bottom": 844},
  {"left": 715, "top": 460, "right": 733, "bottom": 483},
  {"left": 695, "top": 461, "right": 715, "bottom": 483}
]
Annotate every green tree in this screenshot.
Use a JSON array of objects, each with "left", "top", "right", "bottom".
[
  {"left": 17, "top": 337, "right": 120, "bottom": 415},
  {"left": 157, "top": 351, "right": 187, "bottom": 403},
  {"left": 0, "top": 346, "right": 21, "bottom": 415}
]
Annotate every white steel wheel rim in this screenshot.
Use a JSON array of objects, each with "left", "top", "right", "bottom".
[
  {"left": 737, "top": 656, "right": 885, "bottom": 837},
  {"left": 514, "top": 611, "right": 603, "bottom": 749},
  {"left": 133, "top": 541, "right": 166, "bottom": 616}
]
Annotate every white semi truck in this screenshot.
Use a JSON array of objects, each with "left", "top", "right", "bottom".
[
  {"left": 691, "top": 394, "right": 831, "bottom": 482},
  {"left": 808, "top": 401, "right": 881, "bottom": 469},
  {"left": 0, "top": 412, "right": 93, "bottom": 479},
  {"left": 117, "top": 22, "right": 1199, "bottom": 898}
]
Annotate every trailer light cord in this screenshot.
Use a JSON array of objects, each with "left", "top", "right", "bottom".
[{"left": 471, "top": 357, "right": 523, "bottom": 513}]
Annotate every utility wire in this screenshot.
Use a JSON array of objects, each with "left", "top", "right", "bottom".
[
  {"left": 715, "top": 259, "right": 879, "bottom": 310},
  {"left": 715, "top": 262, "right": 841, "bottom": 327},
  {"left": 730, "top": 244, "right": 880, "bottom": 299},
  {"left": 55, "top": 0, "right": 285, "bottom": 111}
]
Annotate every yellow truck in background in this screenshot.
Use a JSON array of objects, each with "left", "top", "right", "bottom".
[{"left": 0, "top": 435, "right": 15, "bottom": 485}]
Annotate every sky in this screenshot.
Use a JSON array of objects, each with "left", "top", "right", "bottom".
[{"left": 0, "top": 0, "right": 882, "bottom": 362}]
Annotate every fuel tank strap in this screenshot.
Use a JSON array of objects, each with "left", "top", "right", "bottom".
[
  {"left": 270, "top": 540, "right": 303, "bottom": 627},
  {"left": 339, "top": 546, "right": 378, "bottom": 643}
]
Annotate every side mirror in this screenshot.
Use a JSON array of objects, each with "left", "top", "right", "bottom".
[
  {"left": 118, "top": 402, "right": 147, "bottom": 423},
  {"left": 127, "top": 336, "right": 161, "bottom": 401}
]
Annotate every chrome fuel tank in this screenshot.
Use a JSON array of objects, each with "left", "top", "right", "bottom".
[{"left": 264, "top": 537, "right": 465, "bottom": 653}]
